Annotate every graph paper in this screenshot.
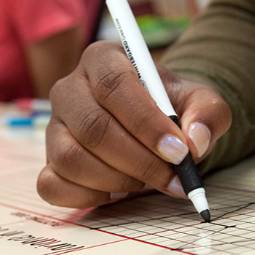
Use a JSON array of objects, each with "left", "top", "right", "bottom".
[{"left": 0, "top": 129, "right": 255, "bottom": 255}]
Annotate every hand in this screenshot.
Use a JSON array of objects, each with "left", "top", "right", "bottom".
[{"left": 37, "top": 41, "right": 232, "bottom": 208}]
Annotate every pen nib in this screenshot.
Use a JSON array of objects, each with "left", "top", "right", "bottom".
[{"left": 200, "top": 209, "right": 211, "bottom": 223}]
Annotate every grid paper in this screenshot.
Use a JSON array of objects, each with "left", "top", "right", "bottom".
[{"left": 0, "top": 129, "right": 255, "bottom": 255}]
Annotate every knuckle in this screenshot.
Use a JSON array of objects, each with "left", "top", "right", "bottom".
[
  {"left": 95, "top": 70, "right": 134, "bottom": 103},
  {"left": 45, "top": 119, "right": 54, "bottom": 143},
  {"left": 81, "top": 41, "right": 113, "bottom": 66},
  {"left": 49, "top": 81, "right": 60, "bottom": 102},
  {"left": 49, "top": 76, "right": 74, "bottom": 114},
  {"left": 49, "top": 77, "right": 68, "bottom": 103},
  {"left": 79, "top": 109, "right": 112, "bottom": 148},
  {"left": 52, "top": 142, "right": 81, "bottom": 170},
  {"left": 82, "top": 41, "right": 117, "bottom": 61},
  {"left": 83, "top": 41, "right": 106, "bottom": 56},
  {"left": 130, "top": 109, "right": 156, "bottom": 136},
  {"left": 37, "top": 168, "right": 58, "bottom": 205}
]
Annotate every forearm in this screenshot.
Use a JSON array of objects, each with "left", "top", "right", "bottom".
[
  {"left": 162, "top": 0, "right": 255, "bottom": 173},
  {"left": 26, "top": 27, "right": 84, "bottom": 98}
]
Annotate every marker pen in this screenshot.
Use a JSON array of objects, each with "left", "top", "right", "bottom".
[{"left": 106, "top": 0, "right": 210, "bottom": 222}]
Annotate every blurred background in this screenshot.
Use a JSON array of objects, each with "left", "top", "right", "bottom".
[
  {"left": 0, "top": 0, "right": 210, "bottom": 129},
  {"left": 98, "top": 0, "right": 210, "bottom": 48}
]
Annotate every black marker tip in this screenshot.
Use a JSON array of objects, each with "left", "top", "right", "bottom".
[{"left": 200, "top": 209, "right": 211, "bottom": 223}]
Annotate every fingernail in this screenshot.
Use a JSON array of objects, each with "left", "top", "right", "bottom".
[
  {"left": 188, "top": 122, "right": 211, "bottom": 158},
  {"left": 158, "top": 135, "right": 189, "bottom": 165},
  {"left": 110, "top": 192, "right": 128, "bottom": 201},
  {"left": 167, "top": 176, "right": 186, "bottom": 198}
]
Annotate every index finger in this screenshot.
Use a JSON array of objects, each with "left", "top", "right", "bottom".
[{"left": 81, "top": 41, "right": 189, "bottom": 165}]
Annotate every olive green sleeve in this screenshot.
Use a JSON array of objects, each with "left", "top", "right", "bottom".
[{"left": 161, "top": 0, "right": 255, "bottom": 173}]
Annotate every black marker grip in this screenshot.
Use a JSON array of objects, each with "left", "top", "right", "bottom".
[{"left": 169, "top": 115, "right": 203, "bottom": 195}]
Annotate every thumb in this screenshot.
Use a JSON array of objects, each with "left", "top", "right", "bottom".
[
  {"left": 178, "top": 80, "right": 232, "bottom": 161},
  {"left": 165, "top": 79, "right": 232, "bottom": 199}
]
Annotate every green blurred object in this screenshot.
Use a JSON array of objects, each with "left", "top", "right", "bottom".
[{"left": 137, "top": 15, "right": 190, "bottom": 48}]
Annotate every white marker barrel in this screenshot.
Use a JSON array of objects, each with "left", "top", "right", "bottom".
[{"left": 106, "top": 0, "right": 176, "bottom": 117}]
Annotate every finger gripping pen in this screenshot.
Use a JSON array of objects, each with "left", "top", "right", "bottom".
[{"left": 106, "top": 0, "right": 211, "bottom": 222}]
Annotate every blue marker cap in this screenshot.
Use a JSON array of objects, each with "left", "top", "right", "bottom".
[{"left": 6, "top": 117, "right": 34, "bottom": 128}]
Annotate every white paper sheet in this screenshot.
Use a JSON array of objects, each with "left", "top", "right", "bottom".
[{"left": 1, "top": 128, "right": 255, "bottom": 255}]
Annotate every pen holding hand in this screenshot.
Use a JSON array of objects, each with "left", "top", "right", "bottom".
[
  {"left": 107, "top": 0, "right": 229, "bottom": 221},
  {"left": 38, "top": 41, "right": 231, "bottom": 211}
]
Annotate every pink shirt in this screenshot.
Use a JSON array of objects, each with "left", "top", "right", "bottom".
[{"left": 0, "top": 0, "right": 84, "bottom": 101}]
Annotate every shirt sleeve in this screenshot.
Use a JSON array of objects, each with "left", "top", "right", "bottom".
[
  {"left": 10, "top": 0, "right": 85, "bottom": 43},
  {"left": 161, "top": 0, "right": 255, "bottom": 174}
]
